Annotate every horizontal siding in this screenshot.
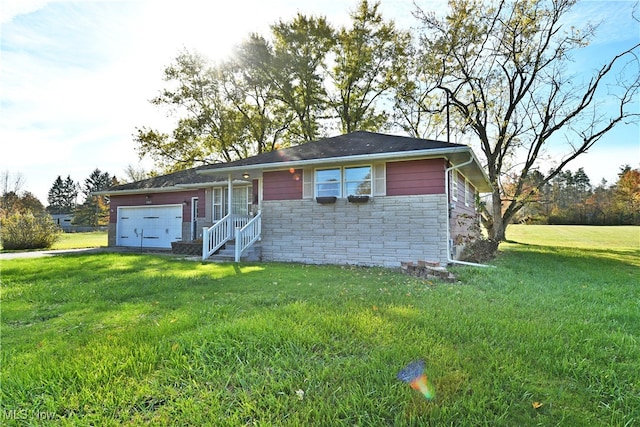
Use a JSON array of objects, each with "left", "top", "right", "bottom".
[
  {"left": 386, "top": 159, "right": 446, "bottom": 196},
  {"left": 263, "top": 169, "right": 303, "bottom": 201},
  {"left": 109, "top": 190, "right": 203, "bottom": 223}
]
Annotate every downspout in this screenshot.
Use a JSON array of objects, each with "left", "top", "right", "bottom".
[{"left": 444, "top": 156, "right": 493, "bottom": 268}]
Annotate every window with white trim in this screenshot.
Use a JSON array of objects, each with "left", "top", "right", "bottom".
[
  {"left": 452, "top": 170, "right": 459, "bottom": 201},
  {"left": 212, "top": 186, "right": 251, "bottom": 220},
  {"left": 315, "top": 168, "right": 341, "bottom": 197},
  {"left": 314, "top": 166, "right": 372, "bottom": 198},
  {"left": 464, "top": 179, "right": 469, "bottom": 206},
  {"left": 213, "top": 188, "right": 224, "bottom": 221},
  {"left": 344, "top": 166, "right": 372, "bottom": 196}
]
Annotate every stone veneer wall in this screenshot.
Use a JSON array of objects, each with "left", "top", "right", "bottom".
[
  {"left": 107, "top": 223, "right": 116, "bottom": 247},
  {"left": 260, "top": 194, "right": 449, "bottom": 267}
]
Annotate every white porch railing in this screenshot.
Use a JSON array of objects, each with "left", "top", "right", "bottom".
[
  {"left": 202, "top": 214, "right": 233, "bottom": 261},
  {"left": 235, "top": 211, "right": 262, "bottom": 262},
  {"left": 202, "top": 213, "right": 259, "bottom": 261}
]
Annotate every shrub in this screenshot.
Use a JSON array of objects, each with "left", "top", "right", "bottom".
[
  {"left": 460, "top": 238, "right": 499, "bottom": 264},
  {"left": 1, "top": 211, "right": 61, "bottom": 250}
]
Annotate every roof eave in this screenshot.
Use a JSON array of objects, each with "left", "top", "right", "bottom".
[
  {"left": 449, "top": 149, "right": 493, "bottom": 192},
  {"left": 93, "top": 186, "right": 186, "bottom": 196},
  {"left": 197, "top": 145, "right": 493, "bottom": 192},
  {"left": 95, "top": 180, "right": 251, "bottom": 196},
  {"left": 197, "top": 146, "right": 472, "bottom": 176}
]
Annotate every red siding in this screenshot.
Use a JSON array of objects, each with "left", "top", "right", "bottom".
[
  {"left": 109, "top": 190, "right": 203, "bottom": 223},
  {"left": 263, "top": 169, "right": 303, "bottom": 200},
  {"left": 386, "top": 159, "right": 446, "bottom": 196}
]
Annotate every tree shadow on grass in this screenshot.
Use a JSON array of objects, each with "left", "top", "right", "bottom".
[{"left": 501, "top": 240, "right": 640, "bottom": 269}]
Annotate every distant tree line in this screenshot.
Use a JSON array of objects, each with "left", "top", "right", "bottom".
[
  {"left": 47, "top": 169, "right": 117, "bottom": 227},
  {"left": 0, "top": 168, "right": 118, "bottom": 250},
  {"left": 0, "top": 171, "right": 59, "bottom": 249},
  {"left": 507, "top": 166, "right": 640, "bottom": 225}
]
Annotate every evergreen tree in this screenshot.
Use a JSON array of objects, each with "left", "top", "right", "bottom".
[
  {"left": 47, "top": 175, "right": 78, "bottom": 214},
  {"left": 82, "top": 169, "right": 116, "bottom": 202},
  {"left": 74, "top": 169, "right": 117, "bottom": 227}
]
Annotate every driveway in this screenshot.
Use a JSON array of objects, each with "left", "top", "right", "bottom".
[
  {"left": 0, "top": 247, "right": 174, "bottom": 260},
  {"left": 0, "top": 247, "right": 109, "bottom": 260}
]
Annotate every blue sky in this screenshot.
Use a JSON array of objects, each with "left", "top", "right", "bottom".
[{"left": 0, "top": 0, "right": 638, "bottom": 204}]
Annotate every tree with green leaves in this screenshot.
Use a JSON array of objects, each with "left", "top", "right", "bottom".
[
  {"left": 224, "top": 34, "right": 296, "bottom": 153},
  {"left": 269, "top": 14, "right": 335, "bottom": 141},
  {"left": 74, "top": 169, "right": 117, "bottom": 227},
  {"left": 2, "top": 171, "right": 58, "bottom": 249},
  {"left": 47, "top": 175, "right": 79, "bottom": 215},
  {"left": 614, "top": 166, "right": 640, "bottom": 224},
  {"left": 329, "top": 0, "right": 410, "bottom": 133},
  {"left": 413, "top": 0, "right": 640, "bottom": 240},
  {"left": 135, "top": 50, "right": 247, "bottom": 171},
  {"left": 1, "top": 191, "right": 45, "bottom": 218}
]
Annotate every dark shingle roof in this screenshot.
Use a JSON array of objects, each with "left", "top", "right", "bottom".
[
  {"left": 200, "top": 131, "right": 465, "bottom": 170},
  {"left": 105, "top": 164, "right": 221, "bottom": 192},
  {"left": 103, "top": 131, "right": 488, "bottom": 193}
]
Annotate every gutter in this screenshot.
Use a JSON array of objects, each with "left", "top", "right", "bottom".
[
  {"left": 196, "top": 146, "right": 472, "bottom": 176},
  {"left": 92, "top": 181, "right": 247, "bottom": 197},
  {"left": 444, "top": 156, "right": 493, "bottom": 268}
]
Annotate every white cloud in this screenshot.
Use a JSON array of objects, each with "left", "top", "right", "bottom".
[
  {"left": 1, "top": 0, "right": 637, "bottom": 203},
  {"left": 0, "top": 0, "right": 51, "bottom": 24}
]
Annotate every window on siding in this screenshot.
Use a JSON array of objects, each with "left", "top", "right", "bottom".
[
  {"left": 315, "top": 166, "right": 373, "bottom": 198},
  {"left": 464, "top": 179, "right": 469, "bottom": 206},
  {"left": 213, "top": 188, "right": 224, "bottom": 221},
  {"left": 344, "top": 166, "right": 372, "bottom": 196},
  {"left": 470, "top": 185, "right": 477, "bottom": 210},
  {"left": 316, "top": 169, "right": 341, "bottom": 197},
  {"left": 452, "top": 170, "right": 459, "bottom": 201},
  {"left": 212, "top": 186, "right": 250, "bottom": 220}
]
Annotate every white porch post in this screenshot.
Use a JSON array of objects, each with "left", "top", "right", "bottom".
[{"left": 227, "top": 173, "right": 233, "bottom": 218}]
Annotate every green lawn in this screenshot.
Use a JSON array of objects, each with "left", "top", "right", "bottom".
[
  {"left": 51, "top": 231, "right": 108, "bottom": 250},
  {"left": 0, "top": 231, "right": 107, "bottom": 252},
  {"left": 1, "top": 226, "right": 638, "bottom": 426},
  {"left": 506, "top": 224, "right": 640, "bottom": 251}
]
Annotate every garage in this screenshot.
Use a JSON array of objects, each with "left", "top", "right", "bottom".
[{"left": 116, "top": 205, "right": 183, "bottom": 249}]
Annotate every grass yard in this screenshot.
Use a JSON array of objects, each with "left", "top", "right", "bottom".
[
  {"left": 51, "top": 231, "right": 108, "bottom": 250},
  {"left": 1, "top": 226, "right": 638, "bottom": 426},
  {"left": 506, "top": 224, "right": 640, "bottom": 251},
  {"left": 0, "top": 231, "right": 107, "bottom": 252}
]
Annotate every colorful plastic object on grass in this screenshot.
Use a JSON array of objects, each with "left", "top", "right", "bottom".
[{"left": 397, "top": 359, "right": 435, "bottom": 400}]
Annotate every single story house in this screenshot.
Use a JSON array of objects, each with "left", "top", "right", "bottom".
[{"left": 98, "top": 131, "right": 491, "bottom": 267}]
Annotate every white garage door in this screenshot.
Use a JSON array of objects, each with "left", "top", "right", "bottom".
[{"left": 117, "top": 205, "right": 183, "bottom": 249}]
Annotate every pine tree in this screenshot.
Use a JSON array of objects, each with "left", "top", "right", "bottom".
[
  {"left": 74, "top": 169, "right": 117, "bottom": 227},
  {"left": 46, "top": 175, "right": 78, "bottom": 214}
]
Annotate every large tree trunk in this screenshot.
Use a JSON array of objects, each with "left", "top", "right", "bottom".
[{"left": 488, "top": 189, "right": 507, "bottom": 242}]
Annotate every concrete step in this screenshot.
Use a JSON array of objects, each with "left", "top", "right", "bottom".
[{"left": 205, "top": 242, "right": 261, "bottom": 262}]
